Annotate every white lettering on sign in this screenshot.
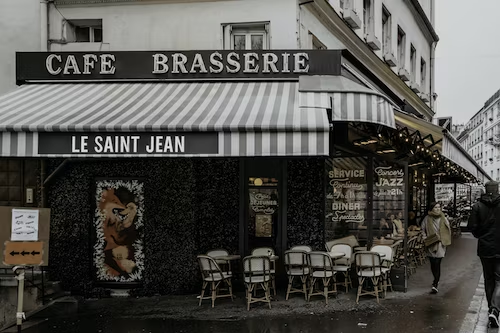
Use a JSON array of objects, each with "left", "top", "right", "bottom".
[
  {"left": 329, "top": 169, "right": 365, "bottom": 178},
  {"left": 209, "top": 52, "right": 224, "bottom": 73},
  {"left": 145, "top": 136, "right": 185, "bottom": 153},
  {"left": 46, "top": 54, "right": 116, "bottom": 75},
  {"left": 94, "top": 135, "right": 140, "bottom": 153},
  {"left": 293, "top": 53, "right": 309, "bottom": 73},
  {"left": 46, "top": 54, "right": 62, "bottom": 75},
  {"left": 71, "top": 135, "right": 88, "bottom": 153},
  {"left": 243, "top": 53, "right": 259, "bottom": 73},
  {"left": 44, "top": 51, "right": 314, "bottom": 76},
  {"left": 152, "top": 54, "right": 169, "bottom": 74},
  {"left": 374, "top": 166, "right": 404, "bottom": 177}
]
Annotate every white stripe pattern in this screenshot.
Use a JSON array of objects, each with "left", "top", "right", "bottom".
[{"left": 0, "top": 82, "right": 330, "bottom": 157}]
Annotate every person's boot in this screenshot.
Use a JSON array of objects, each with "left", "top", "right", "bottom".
[{"left": 489, "top": 307, "right": 499, "bottom": 328}]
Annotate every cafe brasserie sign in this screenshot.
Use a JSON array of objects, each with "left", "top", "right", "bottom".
[{"left": 16, "top": 50, "right": 341, "bottom": 82}]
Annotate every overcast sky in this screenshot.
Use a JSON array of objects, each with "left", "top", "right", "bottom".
[{"left": 435, "top": 0, "right": 500, "bottom": 124}]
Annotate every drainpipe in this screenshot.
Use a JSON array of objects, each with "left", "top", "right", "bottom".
[
  {"left": 430, "top": 41, "right": 437, "bottom": 114},
  {"left": 40, "top": 0, "right": 48, "bottom": 51}
]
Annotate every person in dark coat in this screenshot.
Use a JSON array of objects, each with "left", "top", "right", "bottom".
[{"left": 468, "top": 181, "right": 500, "bottom": 328}]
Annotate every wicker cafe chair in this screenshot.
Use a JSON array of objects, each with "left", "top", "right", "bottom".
[
  {"left": 307, "top": 251, "right": 337, "bottom": 304},
  {"left": 330, "top": 244, "right": 353, "bottom": 292},
  {"left": 284, "top": 250, "right": 309, "bottom": 300},
  {"left": 370, "top": 245, "right": 394, "bottom": 296},
  {"left": 251, "top": 247, "right": 276, "bottom": 295},
  {"left": 355, "top": 251, "right": 383, "bottom": 304},
  {"left": 290, "top": 245, "right": 312, "bottom": 252},
  {"left": 196, "top": 255, "right": 234, "bottom": 308},
  {"left": 207, "top": 249, "right": 231, "bottom": 274},
  {"left": 243, "top": 256, "right": 272, "bottom": 310}
]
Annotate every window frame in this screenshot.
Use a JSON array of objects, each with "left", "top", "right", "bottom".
[
  {"left": 363, "top": 0, "right": 373, "bottom": 36},
  {"left": 381, "top": 5, "right": 391, "bottom": 55},
  {"left": 420, "top": 58, "right": 427, "bottom": 91},
  {"left": 397, "top": 26, "right": 406, "bottom": 69},
  {"left": 410, "top": 44, "right": 416, "bottom": 82},
  {"left": 222, "top": 22, "right": 270, "bottom": 50},
  {"left": 66, "top": 19, "right": 103, "bottom": 43}
]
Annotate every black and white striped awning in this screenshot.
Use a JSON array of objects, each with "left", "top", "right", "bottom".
[
  {"left": 0, "top": 82, "right": 330, "bottom": 157},
  {"left": 299, "top": 76, "right": 397, "bottom": 129}
]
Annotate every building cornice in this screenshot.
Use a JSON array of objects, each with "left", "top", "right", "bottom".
[
  {"left": 310, "top": 0, "right": 434, "bottom": 120},
  {"left": 405, "top": 0, "right": 439, "bottom": 43}
]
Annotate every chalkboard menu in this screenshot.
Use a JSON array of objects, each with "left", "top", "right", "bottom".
[
  {"left": 373, "top": 162, "right": 406, "bottom": 238},
  {"left": 325, "top": 157, "right": 368, "bottom": 241}
]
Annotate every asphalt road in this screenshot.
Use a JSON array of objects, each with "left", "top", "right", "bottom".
[{"left": 36, "top": 233, "right": 483, "bottom": 333}]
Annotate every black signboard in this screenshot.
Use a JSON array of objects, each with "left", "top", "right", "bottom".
[
  {"left": 16, "top": 50, "right": 342, "bottom": 82},
  {"left": 38, "top": 132, "right": 218, "bottom": 155},
  {"left": 373, "top": 163, "right": 406, "bottom": 237},
  {"left": 325, "top": 157, "right": 368, "bottom": 240}
]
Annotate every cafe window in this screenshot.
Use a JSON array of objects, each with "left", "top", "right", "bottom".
[
  {"left": 0, "top": 160, "right": 22, "bottom": 206},
  {"left": 373, "top": 160, "right": 406, "bottom": 238},
  {"left": 325, "top": 157, "right": 368, "bottom": 244}
]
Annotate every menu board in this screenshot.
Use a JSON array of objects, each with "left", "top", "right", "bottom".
[
  {"left": 249, "top": 188, "right": 278, "bottom": 238},
  {"left": 373, "top": 163, "right": 405, "bottom": 238},
  {"left": 325, "top": 157, "right": 368, "bottom": 240}
]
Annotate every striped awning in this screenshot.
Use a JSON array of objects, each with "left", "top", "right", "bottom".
[
  {"left": 298, "top": 76, "right": 397, "bottom": 129},
  {"left": 395, "top": 110, "right": 490, "bottom": 182},
  {"left": 0, "top": 82, "right": 330, "bottom": 157}
]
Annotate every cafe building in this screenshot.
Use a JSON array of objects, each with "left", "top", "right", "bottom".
[{"left": 0, "top": 49, "right": 487, "bottom": 296}]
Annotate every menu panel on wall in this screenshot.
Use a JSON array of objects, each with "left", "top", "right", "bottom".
[
  {"left": 248, "top": 176, "right": 279, "bottom": 239},
  {"left": 325, "top": 157, "right": 368, "bottom": 242},
  {"left": 373, "top": 162, "right": 405, "bottom": 238}
]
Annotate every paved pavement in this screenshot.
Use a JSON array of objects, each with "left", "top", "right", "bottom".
[
  {"left": 461, "top": 274, "right": 500, "bottom": 333},
  {"left": 16, "top": 233, "right": 484, "bottom": 333}
]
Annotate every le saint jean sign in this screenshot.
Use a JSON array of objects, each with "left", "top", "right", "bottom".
[{"left": 16, "top": 50, "right": 341, "bottom": 82}]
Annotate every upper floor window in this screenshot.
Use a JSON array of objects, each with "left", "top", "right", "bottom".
[
  {"left": 223, "top": 22, "right": 269, "bottom": 50},
  {"left": 420, "top": 58, "right": 427, "bottom": 90},
  {"left": 397, "top": 26, "right": 406, "bottom": 68},
  {"left": 410, "top": 44, "right": 416, "bottom": 82},
  {"left": 363, "top": 0, "right": 373, "bottom": 36},
  {"left": 382, "top": 6, "right": 391, "bottom": 54},
  {"left": 66, "top": 19, "right": 102, "bottom": 43},
  {"left": 311, "top": 33, "right": 327, "bottom": 50}
]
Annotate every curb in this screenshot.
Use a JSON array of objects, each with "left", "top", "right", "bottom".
[{"left": 460, "top": 274, "right": 486, "bottom": 333}]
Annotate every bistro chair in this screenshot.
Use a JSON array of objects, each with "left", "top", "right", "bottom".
[
  {"left": 251, "top": 247, "right": 276, "bottom": 295},
  {"left": 307, "top": 251, "right": 337, "bottom": 304},
  {"left": 370, "top": 245, "right": 394, "bottom": 296},
  {"left": 330, "top": 243, "right": 353, "bottom": 292},
  {"left": 196, "top": 255, "right": 234, "bottom": 308},
  {"left": 243, "top": 256, "right": 272, "bottom": 310},
  {"left": 290, "top": 245, "right": 312, "bottom": 252},
  {"left": 284, "top": 250, "right": 309, "bottom": 300},
  {"left": 355, "top": 251, "right": 383, "bottom": 304},
  {"left": 207, "top": 249, "right": 231, "bottom": 274}
]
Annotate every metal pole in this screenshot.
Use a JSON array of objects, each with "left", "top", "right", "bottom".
[
  {"left": 453, "top": 182, "right": 458, "bottom": 218},
  {"left": 14, "top": 266, "right": 25, "bottom": 333}
]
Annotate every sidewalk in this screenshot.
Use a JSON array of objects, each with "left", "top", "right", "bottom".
[{"left": 461, "top": 275, "right": 500, "bottom": 333}]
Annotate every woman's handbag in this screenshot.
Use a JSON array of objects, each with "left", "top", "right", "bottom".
[{"left": 424, "top": 233, "right": 440, "bottom": 247}]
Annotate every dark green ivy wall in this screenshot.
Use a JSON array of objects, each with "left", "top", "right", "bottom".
[{"left": 46, "top": 158, "right": 324, "bottom": 296}]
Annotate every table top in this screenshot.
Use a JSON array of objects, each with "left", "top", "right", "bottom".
[{"left": 329, "top": 252, "right": 345, "bottom": 259}]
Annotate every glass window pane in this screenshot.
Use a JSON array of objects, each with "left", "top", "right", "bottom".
[
  {"left": 233, "top": 35, "right": 246, "bottom": 50},
  {"left": 251, "top": 35, "right": 263, "bottom": 50},
  {"left": 75, "top": 26, "right": 90, "bottom": 42},
  {"left": 93, "top": 27, "right": 103, "bottom": 42}
]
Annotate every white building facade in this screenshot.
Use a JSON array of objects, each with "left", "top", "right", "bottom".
[
  {"left": 1, "top": 0, "right": 437, "bottom": 119},
  {"left": 461, "top": 90, "right": 500, "bottom": 181}
]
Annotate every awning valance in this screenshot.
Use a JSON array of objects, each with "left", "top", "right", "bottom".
[
  {"left": 298, "top": 76, "right": 397, "bottom": 129},
  {"left": 395, "top": 110, "right": 489, "bottom": 182},
  {"left": 0, "top": 82, "right": 330, "bottom": 157}
]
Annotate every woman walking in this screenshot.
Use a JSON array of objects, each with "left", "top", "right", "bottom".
[{"left": 421, "top": 202, "right": 452, "bottom": 294}]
